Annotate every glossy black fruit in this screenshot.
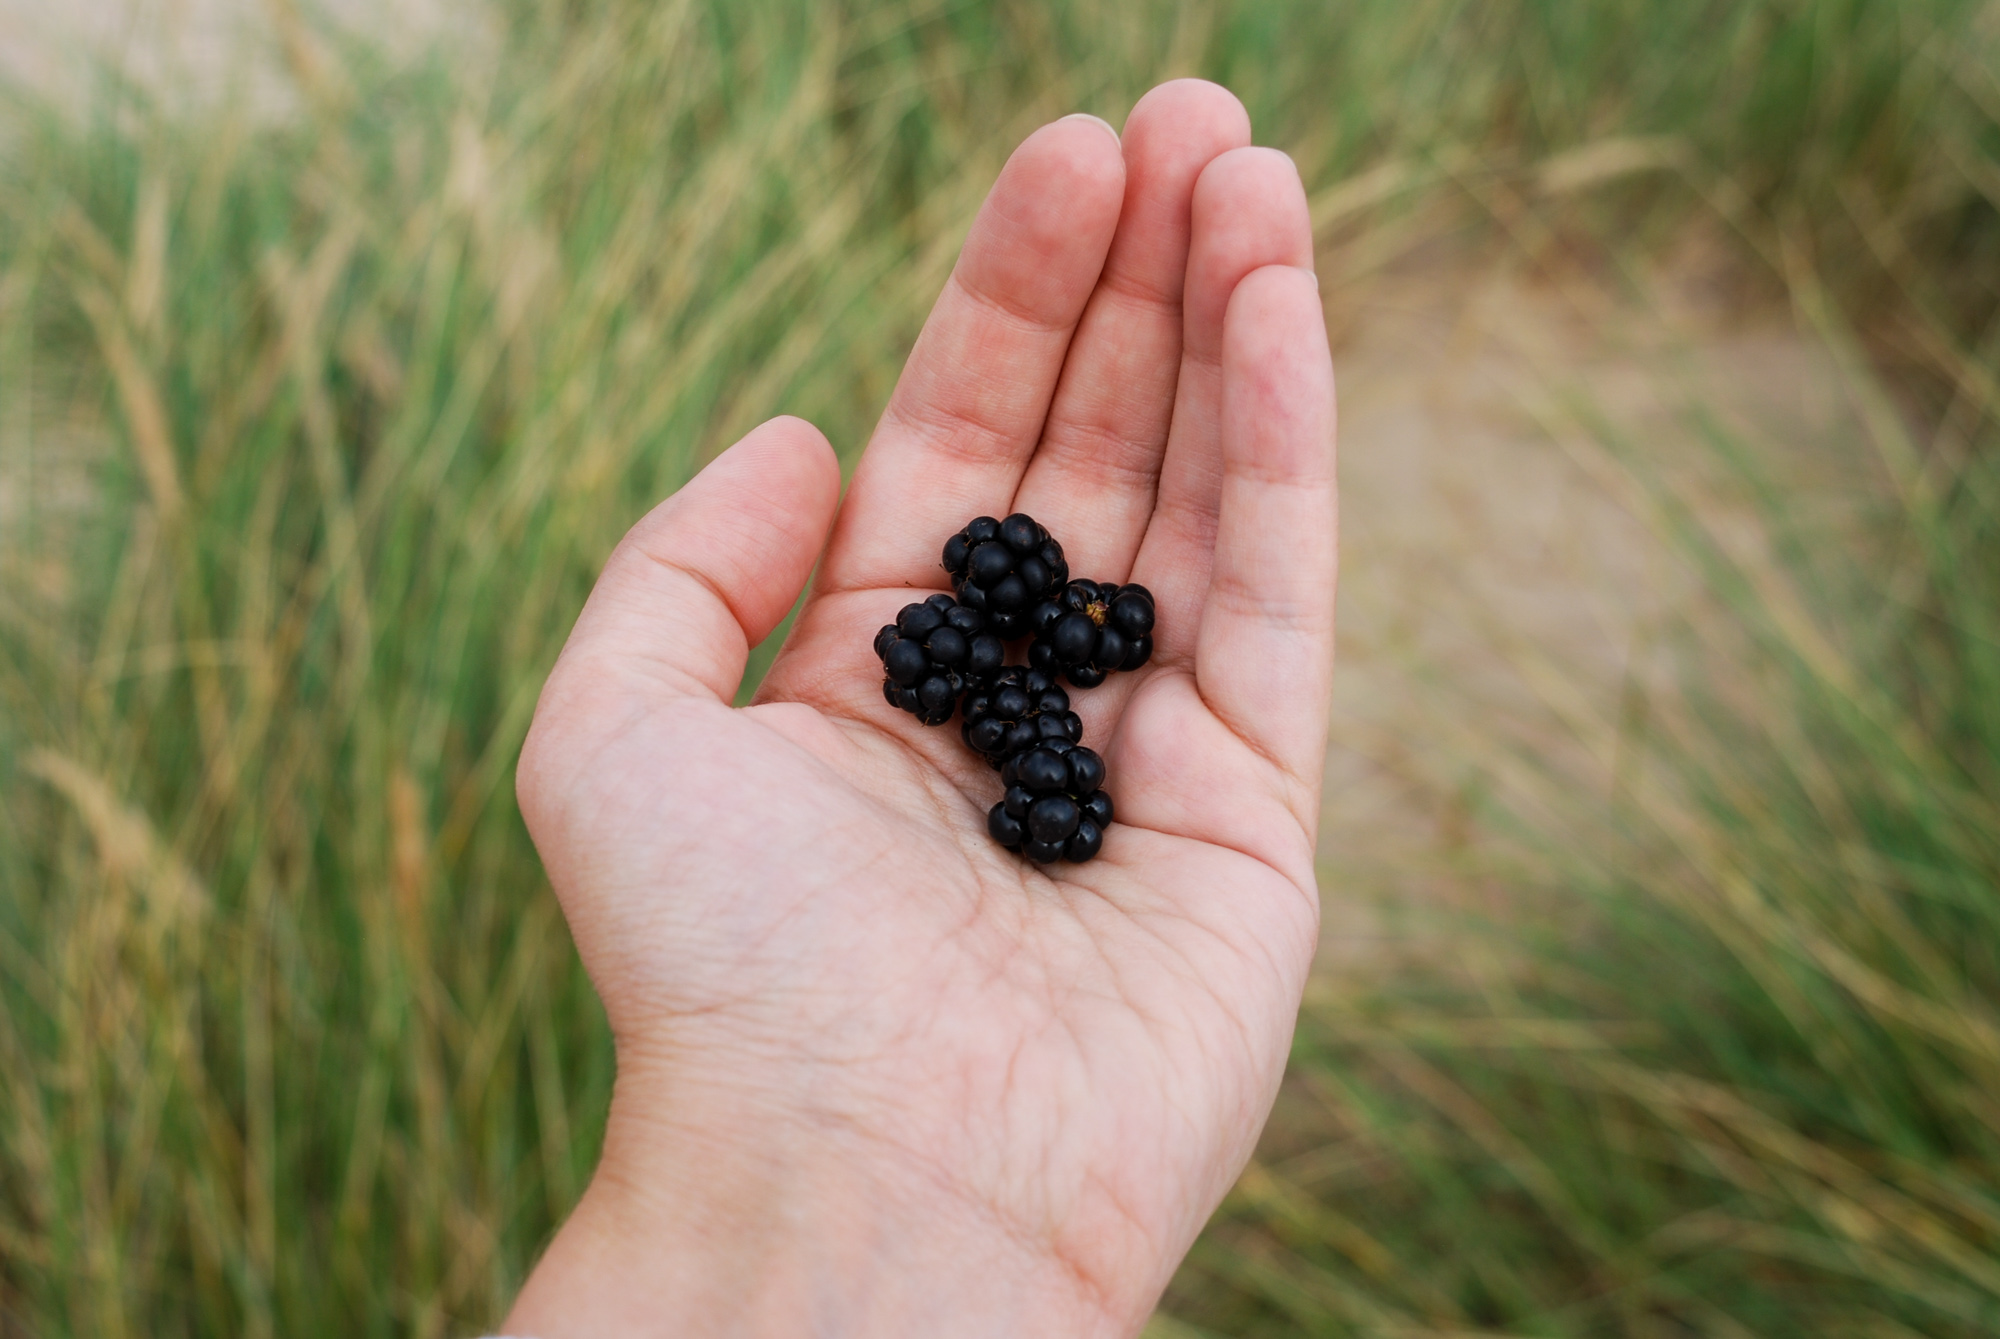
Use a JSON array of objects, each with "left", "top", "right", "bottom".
[
  {"left": 875, "top": 593, "right": 1004, "bottom": 725},
  {"left": 959, "top": 665, "right": 1083, "bottom": 765},
  {"left": 1082, "top": 789, "right": 1114, "bottom": 829},
  {"left": 988, "top": 803, "right": 1026, "bottom": 849},
  {"left": 1014, "top": 747, "right": 1070, "bottom": 794},
  {"left": 993, "top": 742, "right": 1113, "bottom": 863},
  {"left": 942, "top": 514, "right": 1068, "bottom": 639},
  {"left": 1028, "top": 580, "right": 1154, "bottom": 686},
  {"left": 1026, "top": 795, "right": 1081, "bottom": 844},
  {"left": 1064, "top": 819, "right": 1103, "bottom": 862}
]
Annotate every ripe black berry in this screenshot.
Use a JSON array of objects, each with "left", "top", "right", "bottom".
[
  {"left": 942, "top": 514, "right": 1068, "bottom": 639},
  {"left": 1028, "top": 580, "right": 1154, "bottom": 687},
  {"left": 876, "top": 593, "right": 1004, "bottom": 725},
  {"left": 960, "top": 666, "right": 1082, "bottom": 765},
  {"left": 987, "top": 742, "right": 1113, "bottom": 863}
]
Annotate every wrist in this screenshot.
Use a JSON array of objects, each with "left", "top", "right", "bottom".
[{"left": 503, "top": 1062, "right": 1134, "bottom": 1338}]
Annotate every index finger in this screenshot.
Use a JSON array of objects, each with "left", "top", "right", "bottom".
[{"left": 815, "top": 115, "right": 1126, "bottom": 595}]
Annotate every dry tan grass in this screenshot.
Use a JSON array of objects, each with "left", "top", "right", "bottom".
[{"left": 1314, "top": 229, "right": 1879, "bottom": 958}]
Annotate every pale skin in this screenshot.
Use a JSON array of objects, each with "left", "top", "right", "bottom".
[{"left": 505, "top": 80, "right": 1337, "bottom": 1337}]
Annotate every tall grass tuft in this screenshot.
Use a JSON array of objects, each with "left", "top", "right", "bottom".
[{"left": 1, "top": 0, "right": 1996, "bottom": 1333}]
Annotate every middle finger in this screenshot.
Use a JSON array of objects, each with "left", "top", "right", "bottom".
[{"left": 1008, "top": 80, "right": 1252, "bottom": 582}]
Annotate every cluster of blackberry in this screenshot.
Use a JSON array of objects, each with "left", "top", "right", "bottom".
[
  {"left": 875, "top": 594, "right": 1004, "bottom": 725},
  {"left": 872, "top": 513, "right": 1156, "bottom": 865}
]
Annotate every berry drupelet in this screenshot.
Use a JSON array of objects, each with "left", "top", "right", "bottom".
[
  {"left": 960, "top": 666, "right": 1082, "bottom": 765},
  {"left": 985, "top": 742, "right": 1113, "bottom": 864},
  {"left": 875, "top": 594, "right": 1004, "bottom": 725},
  {"left": 1028, "top": 579, "right": 1155, "bottom": 688},
  {"left": 942, "top": 514, "right": 1068, "bottom": 639}
]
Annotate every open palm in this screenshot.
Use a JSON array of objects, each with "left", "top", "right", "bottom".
[{"left": 508, "top": 81, "right": 1336, "bottom": 1338}]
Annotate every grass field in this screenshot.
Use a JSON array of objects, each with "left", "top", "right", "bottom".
[{"left": 1, "top": 0, "right": 1997, "bottom": 1334}]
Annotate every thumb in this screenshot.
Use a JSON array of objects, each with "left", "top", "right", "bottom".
[{"left": 558, "top": 415, "right": 842, "bottom": 703}]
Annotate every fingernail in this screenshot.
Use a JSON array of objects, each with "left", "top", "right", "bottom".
[{"left": 1061, "top": 112, "right": 1120, "bottom": 144}]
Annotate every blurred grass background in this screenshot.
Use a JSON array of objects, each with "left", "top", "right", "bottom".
[{"left": 1, "top": 0, "right": 1997, "bottom": 1333}]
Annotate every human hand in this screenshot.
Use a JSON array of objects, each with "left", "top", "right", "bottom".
[{"left": 505, "top": 80, "right": 1335, "bottom": 1338}]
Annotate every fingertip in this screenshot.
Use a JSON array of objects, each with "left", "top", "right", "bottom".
[
  {"left": 741, "top": 413, "right": 843, "bottom": 513},
  {"left": 1179, "top": 160, "right": 1316, "bottom": 380},
  {"left": 1224, "top": 264, "right": 1329, "bottom": 362},
  {"left": 1194, "top": 147, "right": 1310, "bottom": 224},
  {"left": 1124, "top": 78, "right": 1250, "bottom": 145},
  {"left": 1223, "top": 265, "right": 1334, "bottom": 455},
  {"left": 759, "top": 412, "right": 832, "bottom": 450},
  {"left": 1011, "top": 112, "right": 1127, "bottom": 209},
  {"left": 666, "top": 416, "right": 843, "bottom": 639},
  {"left": 1059, "top": 111, "right": 1120, "bottom": 145},
  {"left": 1225, "top": 262, "right": 1324, "bottom": 324},
  {"left": 1093, "top": 79, "right": 1255, "bottom": 300},
  {"left": 954, "top": 114, "right": 1125, "bottom": 329}
]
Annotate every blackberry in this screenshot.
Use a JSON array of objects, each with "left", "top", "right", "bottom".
[
  {"left": 942, "top": 514, "right": 1068, "bottom": 639},
  {"left": 1028, "top": 580, "right": 1155, "bottom": 688},
  {"left": 876, "top": 594, "right": 1004, "bottom": 725},
  {"left": 986, "top": 742, "right": 1113, "bottom": 864},
  {"left": 960, "top": 666, "right": 1082, "bottom": 765}
]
